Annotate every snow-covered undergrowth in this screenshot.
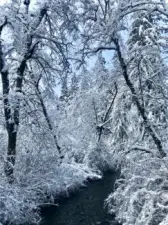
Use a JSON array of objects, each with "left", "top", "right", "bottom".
[
  {"left": 0, "top": 105, "right": 117, "bottom": 225},
  {"left": 106, "top": 155, "right": 168, "bottom": 225},
  {"left": 0, "top": 153, "right": 101, "bottom": 225}
]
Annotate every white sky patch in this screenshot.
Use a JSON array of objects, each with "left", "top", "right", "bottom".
[
  {"left": 0, "top": 0, "right": 10, "bottom": 5},
  {"left": 0, "top": 0, "right": 9, "bottom": 5}
]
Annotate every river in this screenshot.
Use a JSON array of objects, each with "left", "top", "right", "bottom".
[{"left": 40, "top": 171, "right": 120, "bottom": 225}]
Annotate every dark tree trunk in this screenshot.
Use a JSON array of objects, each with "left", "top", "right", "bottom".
[
  {"left": 2, "top": 60, "right": 27, "bottom": 181},
  {"left": 113, "top": 38, "right": 166, "bottom": 158},
  {"left": 4, "top": 128, "right": 17, "bottom": 182},
  {"left": 0, "top": 70, "right": 17, "bottom": 182},
  {"left": 36, "top": 87, "right": 61, "bottom": 155}
]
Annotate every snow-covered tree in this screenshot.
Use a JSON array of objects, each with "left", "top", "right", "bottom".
[{"left": 0, "top": 0, "right": 77, "bottom": 181}]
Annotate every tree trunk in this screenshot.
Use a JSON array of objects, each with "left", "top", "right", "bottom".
[
  {"left": 113, "top": 38, "right": 166, "bottom": 158},
  {"left": 4, "top": 127, "right": 17, "bottom": 182},
  {"left": 36, "top": 87, "right": 61, "bottom": 155},
  {"left": 0, "top": 7, "right": 47, "bottom": 181}
]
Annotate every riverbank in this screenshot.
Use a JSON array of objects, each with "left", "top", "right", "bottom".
[
  {"left": 1, "top": 163, "right": 102, "bottom": 225},
  {"left": 40, "top": 171, "right": 120, "bottom": 225}
]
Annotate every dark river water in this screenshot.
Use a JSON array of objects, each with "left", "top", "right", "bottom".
[{"left": 40, "top": 171, "right": 120, "bottom": 225}]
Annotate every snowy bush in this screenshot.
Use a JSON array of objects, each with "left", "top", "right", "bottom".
[
  {"left": 0, "top": 158, "right": 101, "bottom": 225},
  {"left": 106, "top": 155, "right": 168, "bottom": 225},
  {"left": 85, "top": 141, "right": 116, "bottom": 172},
  {"left": 0, "top": 140, "right": 102, "bottom": 225},
  {"left": 0, "top": 180, "right": 40, "bottom": 225}
]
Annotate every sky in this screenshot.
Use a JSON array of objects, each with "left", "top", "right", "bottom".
[{"left": 0, "top": 0, "right": 9, "bottom": 5}]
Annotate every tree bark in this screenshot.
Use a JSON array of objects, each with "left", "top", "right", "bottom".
[
  {"left": 0, "top": 19, "right": 17, "bottom": 181},
  {"left": 4, "top": 127, "right": 17, "bottom": 182},
  {"left": 1, "top": 70, "right": 17, "bottom": 182}
]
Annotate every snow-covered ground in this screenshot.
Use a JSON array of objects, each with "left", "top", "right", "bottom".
[{"left": 0, "top": 161, "right": 102, "bottom": 224}]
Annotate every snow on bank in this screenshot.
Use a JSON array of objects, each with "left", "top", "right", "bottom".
[{"left": 0, "top": 163, "right": 101, "bottom": 225}]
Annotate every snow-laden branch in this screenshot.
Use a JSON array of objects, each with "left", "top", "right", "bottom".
[{"left": 120, "top": 2, "right": 168, "bottom": 19}]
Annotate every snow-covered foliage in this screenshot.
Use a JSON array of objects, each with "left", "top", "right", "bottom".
[
  {"left": 106, "top": 156, "right": 168, "bottom": 225},
  {"left": 0, "top": 163, "right": 101, "bottom": 225},
  {"left": 1, "top": 0, "right": 168, "bottom": 224},
  {"left": 58, "top": 55, "right": 117, "bottom": 171},
  {"left": 0, "top": 149, "right": 101, "bottom": 224},
  {"left": 100, "top": 1, "right": 168, "bottom": 225},
  {"left": 0, "top": 0, "right": 105, "bottom": 224}
]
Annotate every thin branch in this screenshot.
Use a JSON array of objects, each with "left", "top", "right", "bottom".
[
  {"left": 85, "top": 46, "right": 116, "bottom": 55},
  {"left": 0, "top": 16, "right": 8, "bottom": 35},
  {"left": 98, "top": 83, "right": 118, "bottom": 142},
  {"left": 125, "top": 147, "right": 154, "bottom": 156}
]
